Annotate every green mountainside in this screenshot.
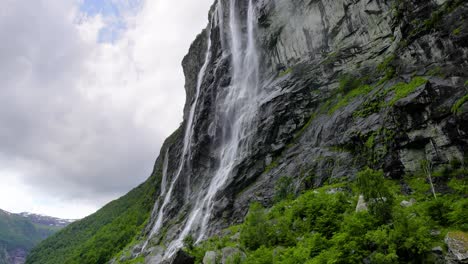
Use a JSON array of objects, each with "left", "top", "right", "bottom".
[
  {"left": 0, "top": 210, "right": 65, "bottom": 263},
  {"left": 25, "top": 178, "right": 158, "bottom": 264}
]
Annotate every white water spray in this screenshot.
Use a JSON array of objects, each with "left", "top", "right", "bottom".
[
  {"left": 160, "top": 149, "right": 169, "bottom": 195},
  {"left": 145, "top": 18, "right": 214, "bottom": 243},
  {"left": 197, "top": 0, "right": 260, "bottom": 240},
  {"left": 164, "top": 0, "right": 262, "bottom": 258}
]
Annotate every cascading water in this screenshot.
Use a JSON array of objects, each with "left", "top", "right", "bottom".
[
  {"left": 142, "top": 149, "right": 170, "bottom": 250},
  {"left": 163, "top": 0, "right": 262, "bottom": 258},
  {"left": 160, "top": 149, "right": 169, "bottom": 195},
  {"left": 145, "top": 17, "right": 214, "bottom": 244},
  {"left": 197, "top": 0, "right": 260, "bottom": 240}
]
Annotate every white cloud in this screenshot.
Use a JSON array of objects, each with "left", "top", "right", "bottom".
[{"left": 0, "top": 0, "right": 213, "bottom": 219}]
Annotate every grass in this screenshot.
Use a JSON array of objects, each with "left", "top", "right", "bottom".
[
  {"left": 377, "top": 55, "right": 396, "bottom": 74},
  {"left": 388, "top": 77, "right": 428, "bottom": 105},
  {"left": 447, "top": 231, "right": 468, "bottom": 243},
  {"left": 329, "top": 85, "right": 373, "bottom": 114},
  {"left": 278, "top": 67, "right": 293, "bottom": 78},
  {"left": 452, "top": 27, "right": 461, "bottom": 36},
  {"left": 452, "top": 94, "right": 468, "bottom": 114}
]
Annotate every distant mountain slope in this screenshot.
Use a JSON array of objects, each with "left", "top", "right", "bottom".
[
  {"left": 18, "top": 213, "right": 75, "bottom": 229},
  {"left": 25, "top": 130, "right": 178, "bottom": 264},
  {"left": 0, "top": 210, "right": 71, "bottom": 264},
  {"left": 25, "top": 174, "right": 161, "bottom": 264}
]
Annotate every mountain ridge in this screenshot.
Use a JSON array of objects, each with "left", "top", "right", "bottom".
[{"left": 0, "top": 209, "right": 71, "bottom": 264}]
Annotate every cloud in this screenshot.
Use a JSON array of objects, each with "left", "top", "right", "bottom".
[{"left": 0, "top": 0, "right": 213, "bottom": 219}]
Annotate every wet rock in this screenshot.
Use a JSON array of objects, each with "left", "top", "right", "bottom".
[
  {"left": 168, "top": 250, "right": 194, "bottom": 264},
  {"left": 131, "top": 244, "right": 143, "bottom": 258},
  {"left": 145, "top": 246, "right": 165, "bottom": 263},
  {"left": 445, "top": 232, "right": 468, "bottom": 264},
  {"left": 203, "top": 251, "right": 217, "bottom": 264}
]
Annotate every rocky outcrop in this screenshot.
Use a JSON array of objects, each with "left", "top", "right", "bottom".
[
  {"left": 141, "top": 0, "right": 468, "bottom": 262},
  {"left": 445, "top": 232, "right": 468, "bottom": 264}
]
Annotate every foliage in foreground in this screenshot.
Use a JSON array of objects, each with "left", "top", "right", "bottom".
[{"left": 187, "top": 168, "right": 467, "bottom": 264}]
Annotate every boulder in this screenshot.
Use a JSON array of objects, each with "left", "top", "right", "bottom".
[
  {"left": 356, "top": 195, "right": 368, "bottom": 212},
  {"left": 221, "top": 247, "right": 245, "bottom": 264},
  {"left": 445, "top": 232, "right": 468, "bottom": 264},
  {"left": 400, "top": 198, "right": 416, "bottom": 207},
  {"left": 203, "top": 251, "right": 217, "bottom": 264}
]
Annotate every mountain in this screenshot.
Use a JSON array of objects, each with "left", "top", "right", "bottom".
[
  {"left": 17, "top": 213, "right": 75, "bottom": 229},
  {"left": 27, "top": 0, "right": 468, "bottom": 263},
  {"left": 0, "top": 210, "right": 71, "bottom": 264}
]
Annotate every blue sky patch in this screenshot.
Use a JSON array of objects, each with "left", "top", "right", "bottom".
[{"left": 79, "top": 0, "right": 143, "bottom": 43}]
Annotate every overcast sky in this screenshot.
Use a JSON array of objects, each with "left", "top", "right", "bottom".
[{"left": 0, "top": 0, "right": 213, "bottom": 219}]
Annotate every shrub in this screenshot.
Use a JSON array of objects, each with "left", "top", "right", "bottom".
[
  {"left": 274, "top": 176, "right": 295, "bottom": 202},
  {"left": 356, "top": 168, "right": 394, "bottom": 223},
  {"left": 183, "top": 234, "right": 195, "bottom": 251},
  {"left": 240, "top": 203, "right": 269, "bottom": 250},
  {"left": 338, "top": 74, "right": 362, "bottom": 94}
]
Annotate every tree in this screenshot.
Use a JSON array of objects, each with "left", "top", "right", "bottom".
[
  {"left": 240, "top": 203, "right": 268, "bottom": 250},
  {"left": 421, "top": 159, "right": 437, "bottom": 199},
  {"left": 356, "top": 168, "right": 393, "bottom": 223}
]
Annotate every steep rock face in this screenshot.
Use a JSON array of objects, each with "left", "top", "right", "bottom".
[{"left": 142, "top": 0, "right": 467, "bottom": 261}]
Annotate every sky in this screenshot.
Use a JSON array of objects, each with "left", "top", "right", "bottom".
[{"left": 0, "top": 0, "right": 213, "bottom": 219}]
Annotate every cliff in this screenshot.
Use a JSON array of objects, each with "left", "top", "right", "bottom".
[
  {"left": 141, "top": 0, "right": 467, "bottom": 260},
  {"left": 27, "top": 0, "right": 468, "bottom": 263}
]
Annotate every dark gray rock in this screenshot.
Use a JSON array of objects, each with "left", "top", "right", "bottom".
[
  {"left": 168, "top": 250, "right": 194, "bottom": 264},
  {"left": 138, "top": 0, "right": 468, "bottom": 262}
]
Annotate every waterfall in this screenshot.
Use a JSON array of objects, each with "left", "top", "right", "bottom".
[
  {"left": 160, "top": 149, "right": 169, "bottom": 195},
  {"left": 145, "top": 17, "right": 214, "bottom": 242},
  {"left": 164, "top": 0, "right": 261, "bottom": 258},
  {"left": 142, "top": 149, "right": 170, "bottom": 250},
  {"left": 197, "top": 0, "right": 260, "bottom": 241}
]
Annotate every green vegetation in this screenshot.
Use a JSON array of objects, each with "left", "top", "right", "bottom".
[
  {"left": 452, "top": 94, "right": 468, "bottom": 114},
  {"left": 0, "top": 211, "right": 57, "bottom": 252},
  {"left": 388, "top": 77, "right": 427, "bottom": 105},
  {"left": 187, "top": 167, "right": 467, "bottom": 264},
  {"left": 452, "top": 27, "right": 461, "bottom": 36},
  {"left": 328, "top": 82, "right": 373, "bottom": 114},
  {"left": 274, "top": 176, "right": 295, "bottom": 202},
  {"left": 377, "top": 55, "right": 396, "bottom": 81},
  {"left": 26, "top": 173, "right": 161, "bottom": 264},
  {"left": 278, "top": 67, "right": 293, "bottom": 78}
]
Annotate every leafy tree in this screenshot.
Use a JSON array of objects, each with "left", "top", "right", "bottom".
[
  {"left": 421, "top": 159, "right": 437, "bottom": 199},
  {"left": 240, "top": 203, "right": 268, "bottom": 250},
  {"left": 356, "top": 168, "right": 394, "bottom": 223}
]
